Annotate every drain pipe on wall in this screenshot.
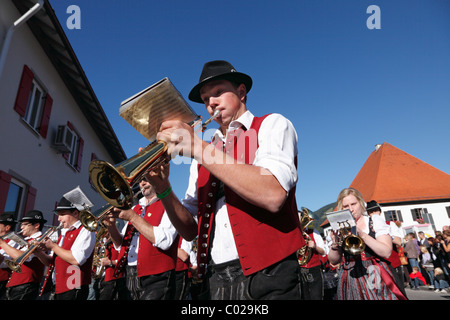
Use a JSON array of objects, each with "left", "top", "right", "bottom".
[{"left": 0, "top": 0, "right": 44, "bottom": 81}]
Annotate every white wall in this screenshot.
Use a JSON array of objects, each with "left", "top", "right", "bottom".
[
  {"left": 382, "top": 201, "right": 450, "bottom": 237},
  {"left": 0, "top": 1, "right": 118, "bottom": 224}
]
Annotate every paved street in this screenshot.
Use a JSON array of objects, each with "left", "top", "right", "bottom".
[{"left": 405, "top": 286, "right": 450, "bottom": 300}]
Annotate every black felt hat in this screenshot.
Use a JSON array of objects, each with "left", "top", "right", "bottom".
[
  {"left": 188, "top": 60, "right": 253, "bottom": 103},
  {"left": 54, "top": 197, "right": 77, "bottom": 212},
  {"left": 366, "top": 200, "right": 381, "bottom": 212},
  {"left": 0, "top": 213, "right": 17, "bottom": 225},
  {"left": 20, "top": 210, "right": 47, "bottom": 224}
]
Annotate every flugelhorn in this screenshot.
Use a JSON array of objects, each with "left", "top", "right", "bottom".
[
  {"left": 297, "top": 208, "right": 314, "bottom": 266},
  {"left": 79, "top": 204, "right": 114, "bottom": 232},
  {"left": 336, "top": 220, "right": 366, "bottom": 255},
  {"left": 5, "top": 224, "right": 63, "bottom": 273},
  {"left": 89, "top": 110, "right": 220, "bottom": 210}
]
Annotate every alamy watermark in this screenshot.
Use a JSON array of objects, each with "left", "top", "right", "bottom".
[
  {"left": 66, "top": 5, "right": 81, "bottom": 30},
  {"left": 367, "top": 5, "right": 381, "bottom": 30}
]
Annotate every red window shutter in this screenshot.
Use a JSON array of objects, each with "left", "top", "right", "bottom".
[
  {"left": 0, "top": 171, "right": 12, "bottom": 214},
  {"left": 62, "top": 121, "right": 74, "bottom": 160},
  {"left": 39, "top": 93, "right": 53, "bottom": 139},
  {"left": 24, "top": 186, "right": 37, "bottom": 213},
  {"left": 14, "top": 65, "right": 34, "bottom": 117},
  {"left": 76, "top": 137, "right": 84, "bottom": 172}
]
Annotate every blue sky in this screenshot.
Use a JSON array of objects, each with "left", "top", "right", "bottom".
[{"left": 50, "top": 0, "right": 450, "bottom": 212}]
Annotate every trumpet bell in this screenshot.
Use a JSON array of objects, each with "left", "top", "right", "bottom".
[
  {"left": 79, "top": 210, "right": 99, "bottom": 232},
  {"left": 89, "top": 141, "right": 168, "bottom": 209},
  {"left": 5, "top": 260, "right": 21, "bottom": 273},
  {"left": 343, "top": 234, "right": 366, "bottom": 256}
]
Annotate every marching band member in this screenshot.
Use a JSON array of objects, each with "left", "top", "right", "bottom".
[
  {"left": 328, "top": 188, "right": 407, "bottom": 300},
  {"left": 299, "top": 226, "right": 327, "bottom": 300},
  {"left": 174, "top": 236, "right": 193, "bottom": 300},
  {"left": 96, "top": 231, "right": 129, "bottom": 300},
  {"left": 0, "top": 214, "right": 16, "bottom": 299},
  {"left": 39, "top": 187, "right": 96, "bottom": 300},
  {"left": 104, "top": 178, "right": 178, "bottom": 300},
  {"left": 145, "top": 60, "right": 304, "bottom": 300},
  {"left": 0, "top": 211, "right": 47, "bottom": 300}
]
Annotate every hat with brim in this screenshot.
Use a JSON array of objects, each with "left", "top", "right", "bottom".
[
  {"left": 366, "top": 200, "right": 381, "bottom": 212},
  {"left": 188, "top": 60, "right": 253, "bottom": 104},
  {"left": 20, "top": 210, "right": 47, "bottom": 224},
  {"left": 0, "top": 213, "right": 17, "bottom": 225},
  {"left": 54, "top": 197, "right": 77, "bottom": 213}
]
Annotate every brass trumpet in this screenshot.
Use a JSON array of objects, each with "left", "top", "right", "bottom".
[
  {"left": 5, "top": 224, "right": 63, "bottom": 273},
  {"left": 89, "top": 110, "right": 220, "bottom": 210},
  {"left": 336, "top": 220, "right": 366, "bottom": 255}
]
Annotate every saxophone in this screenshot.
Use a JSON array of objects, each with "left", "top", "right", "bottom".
[{"left": 297, "top": 208, "right": 314, "bottom": 266}]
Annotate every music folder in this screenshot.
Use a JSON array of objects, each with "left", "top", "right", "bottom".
[
  {"left": 119, "top": 77, "right": 198, "bottom": 141},
  {"left": 326, "top": 209, "right": 356, "bottom": 232}
]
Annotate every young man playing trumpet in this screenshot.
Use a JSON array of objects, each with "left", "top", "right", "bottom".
[
  {"left": 0, "top": 210, "right": 48, "bottom": 300},
  {"left": 145, "top": 60, "right": 304, "bottom": 300},
  {"left": 39, "top": 187, "right": 96, "bottom": 300}
]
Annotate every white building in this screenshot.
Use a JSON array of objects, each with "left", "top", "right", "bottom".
[
  {"left": 0, "top": 0, "right": 126, "bottom": 227},
  {"left": 349, "top": 142, "right": 450, "bottom": 237}
]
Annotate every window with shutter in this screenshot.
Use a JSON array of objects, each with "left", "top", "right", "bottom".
[
  {"left": 64, "top": 122, "right": 84, "bottom": 172},
  {"left": 14, "top": 65, "right": 53, "bottom": 138},
  {"left": 0, "top": 172, "right": 36, "bottom": 225}
]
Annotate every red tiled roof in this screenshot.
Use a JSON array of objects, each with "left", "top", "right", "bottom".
[{"left": 350, "top": 142, "right": 450, "bottom": 204}]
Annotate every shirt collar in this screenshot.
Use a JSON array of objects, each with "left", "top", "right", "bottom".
[
  {"left": 25, "top": 231, "right": 42, "bottom": 241},
  {"left": 69, "top": 220, "right": 81, "bottom": 231},
  {"left": 139, "top": 195, "right": 158, "bottom": 208},
  {"left": 212, "top": 110, "right": 254, "bottom": 142}
]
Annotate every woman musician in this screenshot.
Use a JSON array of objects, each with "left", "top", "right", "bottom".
[{"left": 327, "top": 188, "right": 407, "bottom": 300}]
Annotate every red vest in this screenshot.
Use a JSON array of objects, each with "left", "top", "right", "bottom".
[
  {"left": 104, "top": 241, "right": 122, "bottom": 282},
  {"left": 116, "top": 200, "right": 177, "bottom": 277},
  {"left": 384, "top": 221, "right": 401, "bottom": 268},
  {"left": 54, "top": 226, "right": 94, "bottom": 294},
  {"left": 0, "top": 239, "right": 12, "bottom": 282},
  {"left": 7, "top": 236, "right": 45, "bottom": 288},
  {"left": 299, "top": 229, "right": 323, "bottom": 269},
  {"left": 196, "top": 115, "right": 304, "bottom": 278},
  {"left": 175, "top": 236, "right": 190, "bottom": 272}
]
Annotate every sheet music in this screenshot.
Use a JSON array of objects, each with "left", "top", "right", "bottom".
[
  {"left": 326, "top": 209, "right": 356, "bottom": 231},
  {"left": 120, "top": 77, "right": 198, "bottom": 141}
]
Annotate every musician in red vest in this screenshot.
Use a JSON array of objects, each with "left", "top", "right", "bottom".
[
  {"left": 298, "top": 226, "right": 327, "bottom": 300},
  {"left": 174, "top": 236, "right": 193, "bottom": 300},
  {"left": 39, "top": 187, "right": 96, "bottom": 300},
  {"left": 145, "top": 60, "right": 304, "bottom": 300},
  {"left": 96, "top": 232, "right": 129, "bottom": 300},
  {"left": 104, "top": 178, "right": 178, "bottom": 300},
  {"left": 0, "top": 213, "right": 16, "bottom": 299},
  {"left": 0, "top": 210, "right": 47, "bottom": 300}
]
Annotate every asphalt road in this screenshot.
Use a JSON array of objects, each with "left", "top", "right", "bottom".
[{"left": 405, "top": 286, "right": 449, "bottom": 300}]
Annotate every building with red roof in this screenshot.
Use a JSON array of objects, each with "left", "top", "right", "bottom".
[
  {"left": 320, "top": 143, "right": 450, "bottom": 237},
  {"left": 350, "top": 142, "right": 450, "bottom": 235}
]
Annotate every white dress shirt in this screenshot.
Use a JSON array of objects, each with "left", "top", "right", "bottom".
[
  {"left": 182, "top": 110, "right": 299, "bottom": 264},
  {"left": 58, "top": 221, "right": 96, "bottom": 266},
  {"left": 120, "top": 196, "right": 177, "bottom": 266}
]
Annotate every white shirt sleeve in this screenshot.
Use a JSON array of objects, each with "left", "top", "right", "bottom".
[
  {"left": 71, "top": 226, "right": 96, "bottom": 266},
  {"left": 312, "top": 230, "right": 327, "bottom": 257},
  {"left": 253, "top": 113, "right": 298, "bottom": 193},
  {"left": 153, "top": 212, "right": 178, "bottom": 250},
  {"left": 181, "top": 159, "right": 200, "bottom": 221}
]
